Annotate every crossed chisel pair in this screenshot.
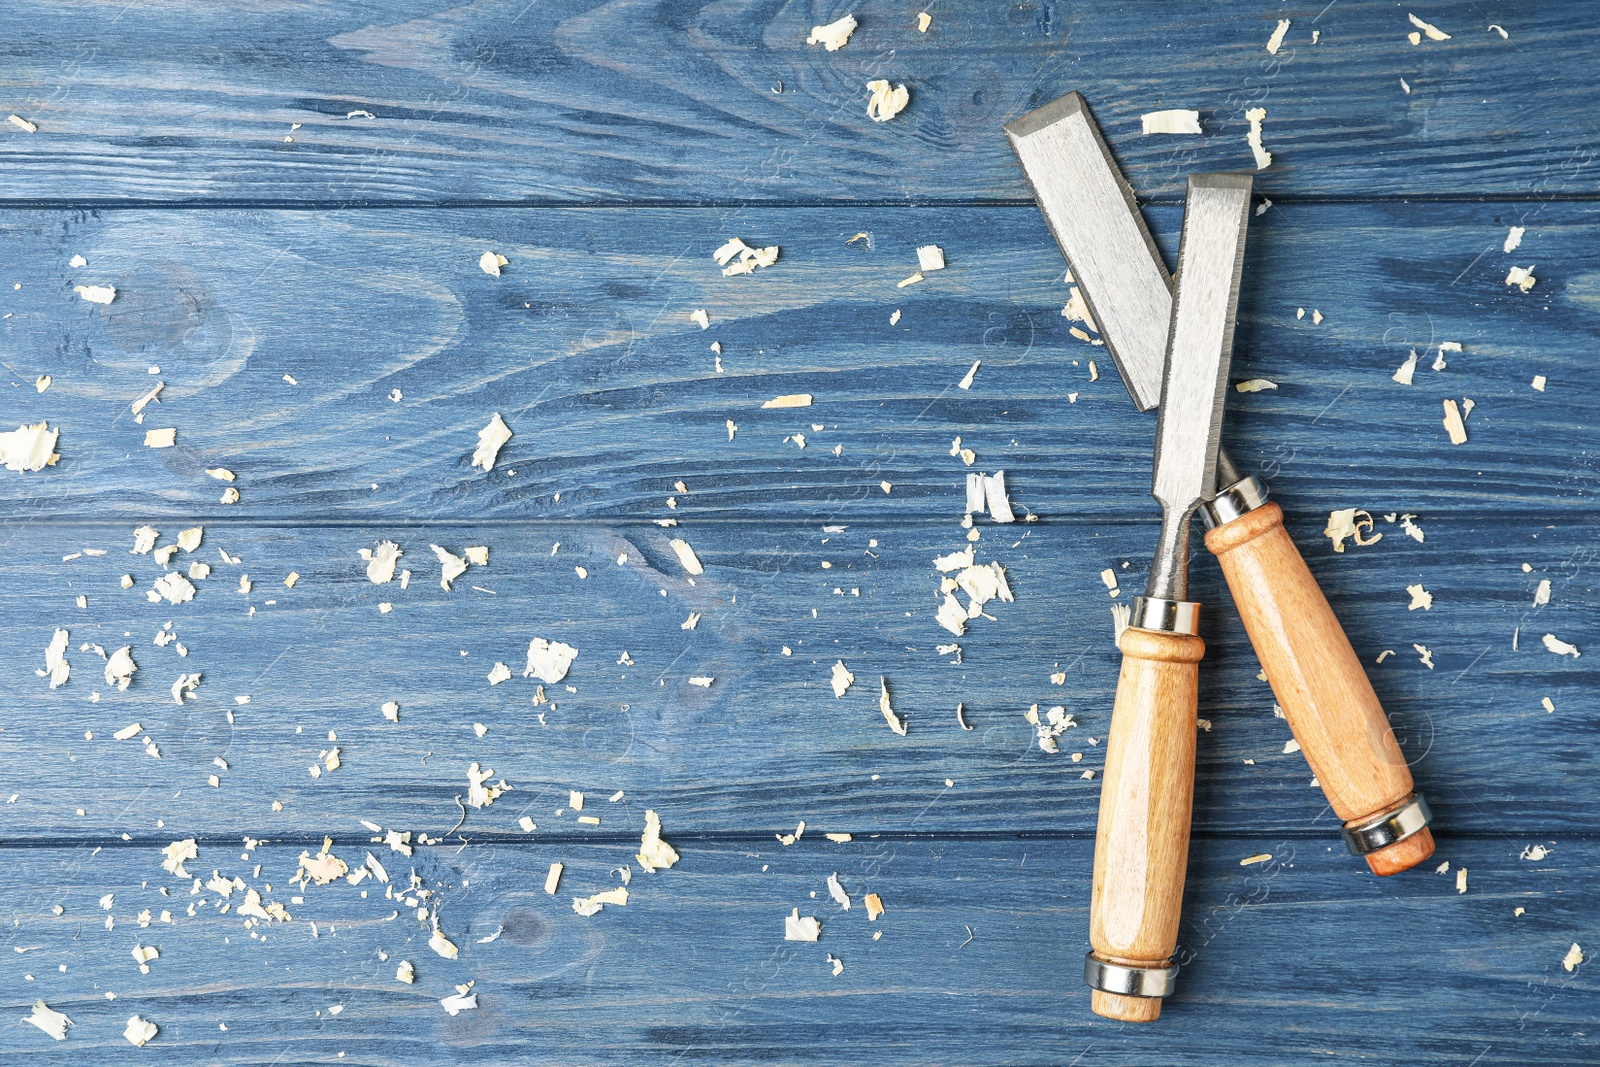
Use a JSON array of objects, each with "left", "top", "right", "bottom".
[{"left": 1003, "top": 93, "right": 1437, "bottom": 1021}]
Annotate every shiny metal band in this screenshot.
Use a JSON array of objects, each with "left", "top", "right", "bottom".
[
  {"left": 1201, "top": 474, "right": 1270, "bottom": 528},
  {"left": 1132, "top": 595, "right": 1200, "bottom": 636},
  {"left": 1341, "top": 794, "right": 1432, "bottom": 855},
  {"left": 1083, "top": 952, "right": 1179, "bottom": 999}
]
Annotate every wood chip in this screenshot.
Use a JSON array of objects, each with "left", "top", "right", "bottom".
[
  {"left": 0, "top": 422, "right": 60, "bottom": 472},
  {"left": 1408, "top": 13, "right": 1451, "bottom": 41},
  {"left": 123, "top": 1014, "right": 158, "bottom": 1047},
  {"left": 73, "top": 284, "right": 115, "bottom": 304},
  {"left": 878, "top": 678, "right": 907, "bottom": 735},
  {"left": 863, "top": 892, "right": 884, "bottom": 920},
  {"left": 637, "top": 809, "right": 680, "bottom": 872},
  {"left": 1266, "top": 18, "right": 1291, "bottom": 53},
  {"left": 761, "top": 393, "right": 812, "bottom": 409},
  {"left": 143, "top": 427, "right": 177, "bottom": 449},
  {"left": 471, "top": 413, "right": 513, "bottom": 471},
  {"left": 831, "top": 660, "right": 855, "bottom": 698},
  {"left": 784, "top": 908, "right": 822, "bottom": 941},
  {"left": 1245, "top": 107, "right": 1272, "bottom": 169},
  {"left": 1562, "top": 942, "right": 1584, "bottom": 972},
  {"left": 1406, "top": 584, "right": 1433, "bottom": 611},
  {"left": 806, "top": 13, "right": 857, "bottom": 50},
  {"left": 1141, "top": 109, "right": 1201, "bottom": 135},
  {"left": 668, "top": 537, "right": 705, "bottom": 574},
  {"left": 866, "top": 80, "right": 910, "bottom": 122},
  {"left": 524, "top": 637, "right": 579, "bottom": 682},
  {"left": 24, "top": 1001, "right": 71, "bottom": 1040},
  {"left": 1240, "top": 853, "right": 1272, "bottom": 866},
  {"left": 1235, "top": 379, "right": 1278, "bottom": 392},
  {"left": 479, "top": 251, "right": 508, "bottom": 276},
  {"left": 1542, "top": 633, "right": 1580, "bottom": 658}
]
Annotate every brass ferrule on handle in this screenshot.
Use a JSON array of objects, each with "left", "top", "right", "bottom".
[
  {"left": 1087, "top": 624, "right": 1204, "bottom": 1022},
  {"left": 1204, "top": 496, "right": 1435, "bottom": 876}
]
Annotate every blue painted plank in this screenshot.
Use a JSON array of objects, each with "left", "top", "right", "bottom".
[
  {"left": 0, "top": 835, "right": 1592, "bottom": 1064},
  {"left": 0, "top": 202, "right": 1591, "bottom": 522},
  {"left": 0, "top": 2, "right": 1594, "bottom": 204},
  {"left": 1, "top": 516, "right": 1591, "bottom": 840}
]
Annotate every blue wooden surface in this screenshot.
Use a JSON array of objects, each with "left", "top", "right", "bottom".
[{"left": 1, "top": 2, "right": 1597, "bottom": 1064}]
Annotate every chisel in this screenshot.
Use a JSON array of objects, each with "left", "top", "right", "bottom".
[
  {"left": 1005, "top": 93, "right": 1434, "bottom": 878},
  {"left": 1081, "top": 173, "right": 1251, "bottom": 1022}
]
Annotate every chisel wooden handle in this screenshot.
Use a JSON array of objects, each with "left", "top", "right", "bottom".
[
  {"left": 1087, "top": 625, "right": 1204, "bottom": 1022},
  {"left": 1205, "top": 500, "right": 1434, "bottom": 875}
]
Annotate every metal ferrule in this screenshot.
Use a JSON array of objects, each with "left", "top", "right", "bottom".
[
  {"left": 1201, "top": 474, "right": 1270, "bottom": 528},
  {"left": 1083, "top": 952, "right": 1179, "bottom": 999},
  {"left": 1132, "top": 595, "right": 1201, "bottom": 636},
  {"left": 1341, "top": 794, "right": 1432, "bottom": 856}
]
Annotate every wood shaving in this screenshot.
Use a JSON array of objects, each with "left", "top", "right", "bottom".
[
  {"left": 1406, "top": 584, "right": 1433, "bottom": 611},
  {"left": 637, "top": 809, "right": 680, "bottom": 872},
  {"left": 714, "top": 238, "right": 780, "bottom": 276},
  {"left": 9, "top": 113, "right": 38, "bottom": 133},
  {"left": 39, "top": 628, "right": 69, "bottom": 688},
  {"left": 486, "top": 662, "right": 512, "bottom": 685},
  {"left": 866, "top": 80, "right": 910, "bottom": 122},
  {"left": 0, "top": 422, "right": 60, "bottom": 471},
  {"left": 878, "top": 678, "right": 907, "bottom": 735},
  {"left": 898, "top": 271, "right": 924, "bottom": 287},
  {"left": 1504, "top": 265, "right": 1536, "bottom": 292},
  {"left": 572, "top": 886, "right": 628, "bottom": 916},
  {"left": 123, "top": 1015, "right": 158, "bottom": 1047},
  {"left": 1141, "top": 109, "right": 1201, "bottom": 135},
  {"left": 864, "top": 893, "right": 884, "bottom": 920},
  {"left": 1533, "top": 578, "right": 1551, "bottom": 607},
  {"left": 784, "top": 908, "right": 822, "bottom": 941},
  {"left": 1531, "top": 375, "right": 1546, "bottom": 391},
  {"left": 151, "top": 572, "right": 195, "bottom": 605},
  {"left": 143, "top": 427, "right": 177, "bottom": 448},
  {"left": 1442, "top": 399, "right": 1468, "bottom": 445},
  {"left": 825, "top": 832, "right": 853, "bottom": 842},
  {"left": 545, "top": 862, "right": 564, "bottom": 895},
  {"left": 428, "top": 923, "right": 460, "bottom": 959},
  {"left": 1455, "top": 867, "right": 1468, "bottom": 893},
  {"left": 1503, "top": 226, "right": 1525, "bottom": 253},
  {"left": 478, "top": 251, "right": 508, "bottom": 276},
  {"left": 431, "top": 544, "right": 468, "bottom": 590},
  {"left": 806, "top": 13, "right": 857, "bottom": 50},
  {"left": 777, "top": 820, "right": 806, "bottom": 846},
  {"left": 1266, "top": 18, "right": 1291, "bottom": 53},
  {"left": 1245, "top": 107, "right": 1272, "bottom": 169},
  {"left": 161, "top": 838, "right": 197, "bottom": 877},
  {"left": 360, "top": 541, "right": 402, "bottom": 583},
  {"left": 396, "top": 959, "right": 415, "bottom": 983},
  {"left": 1414, "top": 644, "right": 1435, "bottom": 669},
  {"left": 466, "top": 762, "right": 510, "bottom": 807},
  {"left": 762, "top": 393, "right": 812, "bottom": 409},
  {"left": 1324, "top": 509, "right": 1381, "bottom": 552},
  {"left": 827, "top": 872, "right": 850, "bottom": 909},
  {"left": 105, "top": 646, "right": 137, "bottom": 690},
  {"left": 916, "top": 245, "right": 945, "bottom": 271},
  {"left": 917, "top": 11, "right": 931, "bottom": 30},
  {"left": 24, "top": 1001, "right": 71, "bottom": 1040},
  {"left": 524, "top": 637, "right": 579, "bottom": 682},
  {"left": 1562, "top": 943, "right": 1584, "bottom": 972},
  {"left": 1235, "top": 379, "right": 1278, "bottom": 392},
  {"left": 1240, "top": 853, "right": 1272, "bottom": 866},
  {"left": 73, "top": 284, "right": 116, "bottom": 304},
  {"left": 668, "top": 538, "right": 705, "bottom": 574},
  {"left": 1393, "top": 349, "right": 1419, "bottom": 385},
  {"left": 1521, "top": 844, "right": 1551, "bottom": 861},
  {"left": 1101, "top": 569, "right": 1121, "bottom": 597},
  {"left": 472, "top": 413, "right": 513, "bottom": 471},
  {"left": 982, "top": 471, "right": 1015, "bottom": 522},
  {"left": 1541, "top": 634, "right": 1580, "bottom": 658},
  {"left": 440, "top": 991, "right": 477, "bottom": 1016},
  {"left": 1408, "top": 13, "right": 1451, "bottom": 40},
  {"left": 831, "top": 660, "right": 855, "bottom": 698}
]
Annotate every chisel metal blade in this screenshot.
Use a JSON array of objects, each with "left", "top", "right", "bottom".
[
  {"left": 1004, "top": 92, "right": 1172, "bottom": 411},
  {"left": 1145, "top": 173, "right": 1252, "bottom": 602}
]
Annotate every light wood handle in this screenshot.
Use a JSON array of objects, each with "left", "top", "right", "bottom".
[
  {"left": 1206, "top": 502, "right": 1434, "bottom": 876},
  {"left": 1089, "top": 625, "right": 1204, "bottom": 1023}
]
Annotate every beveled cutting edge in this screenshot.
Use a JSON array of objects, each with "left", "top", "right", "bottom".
[{"left": 1145, "top": 174, "right": 1253, "bottom": 604}]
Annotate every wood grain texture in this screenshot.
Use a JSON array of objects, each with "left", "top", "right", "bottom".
[
  {"left": 0, "top": 835, "right": 1593, "bottom": 1064},
  {"left": 1, "top": 201, "right": 1594, "bottom": 523},
  {"left": 1089, "top": 627, "right": 1204, "bottom": 1022},
  {"left": 0, "top": 2, "right": 1596, "bottom": 204},
  {"left": 0, "top": 514, "right": 1590, "bottom": 842}
]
